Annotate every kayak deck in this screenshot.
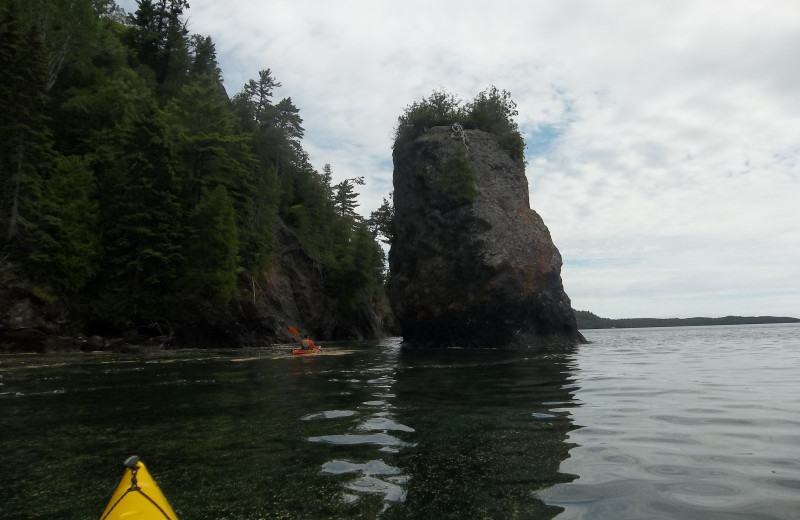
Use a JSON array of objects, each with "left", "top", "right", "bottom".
[{"left": 100, "top": 456, "right": 178, "bottom": 520}]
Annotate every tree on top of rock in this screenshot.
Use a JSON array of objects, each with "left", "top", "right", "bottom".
[
  {"left": 393, "top": 87, "right": 525, "bottom": 166},
  {"left": 393, "top": 89, "right": 462, "bottom": 146}
]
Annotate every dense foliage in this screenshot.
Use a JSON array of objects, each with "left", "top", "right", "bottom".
[
  {"left": 0, "top": 0, "right": 385, "bottom": 332},
  {"left": 367, "top": 194, "right": 394, "bottom": 245},
  {"left": 393, "top": 87, "right": 525, "bottom": 166}
]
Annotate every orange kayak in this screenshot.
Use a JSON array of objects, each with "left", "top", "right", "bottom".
[{"left": 292, "top": 348, "right": 318, "bottom": 355}]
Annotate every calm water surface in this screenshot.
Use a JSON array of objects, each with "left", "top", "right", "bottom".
[
  {"left": 1, "top": 323, "right": 799, "bottom": 519},
  {"left": 540, "top": 323, "right": 800, "bottom": 520}
]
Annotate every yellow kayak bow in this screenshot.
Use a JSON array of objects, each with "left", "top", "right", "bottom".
[{"left": 100, "top": 456, "right": 179, "bottom": 520}]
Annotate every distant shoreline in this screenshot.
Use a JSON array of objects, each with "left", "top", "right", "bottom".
[{"left": 574, "top": 311, "right": 800, "bottom": 330}]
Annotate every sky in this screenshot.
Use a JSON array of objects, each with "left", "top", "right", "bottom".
[{"left": 119, "top": 0, "right": 799, "bottom": 319}]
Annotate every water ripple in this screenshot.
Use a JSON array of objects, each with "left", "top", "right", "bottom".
[
  {"left": 345, "top": 476, "right": 407, "bottom": 503},
  {"left": 320, "top": 459, "right": 409, "bottom": 503},
  {"left": 301, "top": 410, "right": 357, "bottom": 420},
  {"left": 357, "top": 417, "right": 415, "bottom": 432},
  {"left": 540, "top": 324, "right": 800, "bottom": 519},
  {"left": 310, "top": 341, "right": 413, "bottom": 510},
  {"left": 321, "top": 459, "right": 401, "bottom": 476}
]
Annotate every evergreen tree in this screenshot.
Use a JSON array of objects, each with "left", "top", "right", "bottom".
[
  {"left": 242, "top": 161, "right": 278, "bottom": 271},
  {"left": 233, "top": 70, "right": 306, "bottom": 185},
  {"left": 368, "top": 194, "right": 394, "bottom": 245},
  {"left": 49, "top": 17, "right": 154, "bottom": 159},
  {"left": 165, "top": 71, "right": 248, "bottom": 205},
  {"left": 183, "top": 185, "right": 239, "bottom": 302},
  {"left": 0, "top": 0, "right": 391, "bottom": 339},
  {"left": 274, "top": 97, "right": 304, "bottom": 148},
  {"left": 188, "top": 34, "right": 222, "bottom": 81},
  {"left": 0, "top": 7, "right": 53, "bottom": 253},
  {"left": 333, "top": 177, "right": 365, "bottom": 218},
  {"left": 95, "top": 105, "right": 183, "bottom": 324},
  {"left": 321, "top": 163, "right": 335, "bottom": 200},
  {"left": 20, "top": 0, "right": 115, "bottom": 92},
  {"left": 29, "top": 156, "right": 101, "bottom": 293},
  {"left": 125, "top": 0, "right": 191, "bottom": 96},
  {"left": 326, "top": 221, "right": 385, "bottom": 311},
  {"left": 238, "top": 68, "right": 281, "bottom": 124}
]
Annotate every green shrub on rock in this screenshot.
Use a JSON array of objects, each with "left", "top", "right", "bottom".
[{"left": 394, "top": 87, "right": 525, "bottom": 166}]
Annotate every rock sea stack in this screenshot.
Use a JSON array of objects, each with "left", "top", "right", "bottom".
[{"left": 388, "top": 126, "right": 585, "bottom": 349}]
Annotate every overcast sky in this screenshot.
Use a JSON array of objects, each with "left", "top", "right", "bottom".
[{"left": 120, "top": 0, "right": 799, "bottom": 319}]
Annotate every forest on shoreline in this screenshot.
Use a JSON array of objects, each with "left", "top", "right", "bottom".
[
  {"left": 4, "top": 1, "right": 793, "bottom": 351},
  {"left": 574, "top": 310, "right": 800, "bottom": 330},
  {"left": 0, "top": 0, "right": 390, "bottom": 344}
]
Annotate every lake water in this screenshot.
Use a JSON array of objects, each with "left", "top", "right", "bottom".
[{"left": 1, "top": 323, "right": 798, "bottom": 519}]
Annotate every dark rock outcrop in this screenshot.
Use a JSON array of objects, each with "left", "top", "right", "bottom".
[{"left": 388, "top": 126, "right": 585, "bottom": 349}]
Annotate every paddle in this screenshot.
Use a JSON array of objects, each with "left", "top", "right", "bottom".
[{"left": 288, "top": 326, "right": 300, "bottom": 336}]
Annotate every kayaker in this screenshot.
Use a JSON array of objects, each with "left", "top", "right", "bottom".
[{"left": 300, "top": 334, "right": 319, "bottom": 351}]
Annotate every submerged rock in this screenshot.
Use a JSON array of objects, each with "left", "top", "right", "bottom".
[{"left": 388, "top": 126, "right": 585, "bottom": 349}]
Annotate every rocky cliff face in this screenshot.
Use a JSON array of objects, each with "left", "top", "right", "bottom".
[
  {"left": 177, "top": 219, "right": 387, "bottom": 347},
  {"left": 388, "top": 126, "right": 585, "bottom": 349}
]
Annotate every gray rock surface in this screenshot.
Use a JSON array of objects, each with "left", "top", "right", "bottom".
[{"left": 388, "top": 126, "right": 585, "bottom": 349}]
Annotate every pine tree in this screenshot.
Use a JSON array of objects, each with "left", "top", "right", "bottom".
[
  {"left": 368, "top": 194, "right": 394, "bottom": 245},
  {"left": 238, "top": 69, "right": 282, "bottom": 124},
  {"left": 125, "top": 0, "right": 191, "bottom": 96},
  {"left": 333, "top": 177, "right": 365, "bottom": 217},
  {"left": 21, "top": 0, "right": 113, "bottom": 92},
  {"left": 48, "top": 10, "right": 154, "bottom": 160},
  {"left": 326, "top": 221, "right": 385, "bottom": 312},
  {"left": 29, "top": 156, "right": 101, "bottom": 293},
  {"left": 0, "top": 7, "right": 53, "bottom": 254},
  {"left": 183, "top": 185, "right": 239, "bottom": 302},
  {"left": 188, "top": 34, "right": 222, "bottom": 80},
  {"left": 95, "top": 105, "right": 183, "bottom": 324},
  {"left": 0, "top": 0, "right": 392, "bottom": 337},
  {"left": 274, "top": 97, "right": 304, "bottom": 147},
  {"left": 321, "top": 163, "right": 335, "bottom": 200},
  {"left": 165, "top": 70, "right": 250, "bottom": 206}
]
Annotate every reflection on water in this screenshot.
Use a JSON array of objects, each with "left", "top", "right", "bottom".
[
  {"left": 4, "top": 325, "right": 797, "bottom": 519},
  {"left": 316, "top": 444, "right": 410, "bottom": 505},
  {"left": 382, "top": 347, "right": 579, "bottom": 519},
  {"left": 298, "top": 339, "right": 581, "bottom": 518},
  {"left": 0, "top": 340, "right": 579, "bottom": 519},
  {"left": 305, "top": 339, "right": 414, "bottom": 509},
  {"left": 308, "top": 342, "right": 414, "bottom": 510}
]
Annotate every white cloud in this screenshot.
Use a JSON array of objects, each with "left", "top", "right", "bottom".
[{"left": 118, "top": 0, "right": 800, "bottom": 318}]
